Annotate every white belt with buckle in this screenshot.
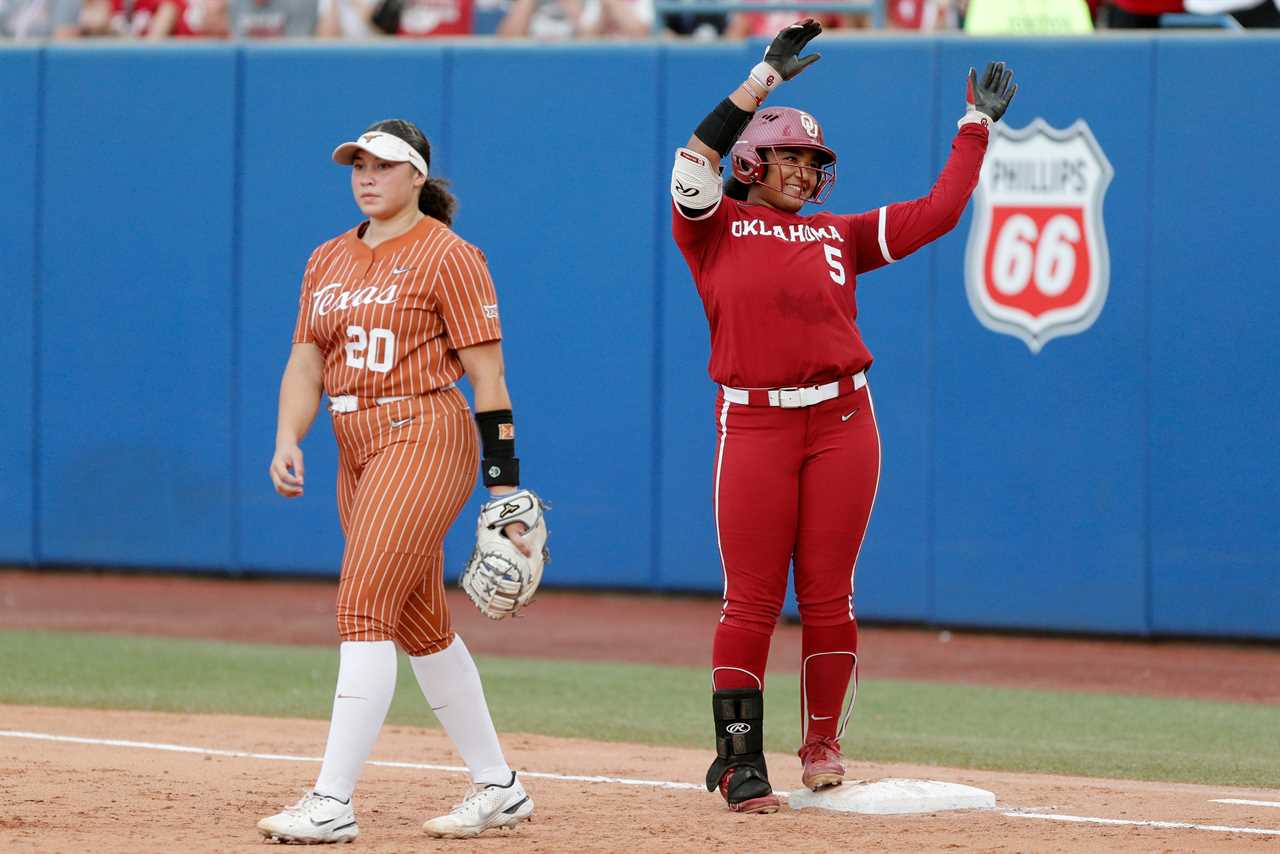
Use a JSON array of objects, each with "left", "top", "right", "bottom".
[
  {"left": 329, "top": 395, "right": 409, "bottom": 414},
  {"left": 721, "top": 371, "right": 866, "bottom": 409},
  {"left": 328, "top": 384, "right": 456, "bottom": 414}
]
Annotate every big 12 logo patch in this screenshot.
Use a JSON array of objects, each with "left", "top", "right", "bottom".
[{"left": 964, "top": 119, "right": 1114, "bottom": 354}]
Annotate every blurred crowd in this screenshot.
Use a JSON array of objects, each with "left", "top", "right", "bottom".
[{"left": 2, "top": 0, "right": 1275, "bottom": 40}]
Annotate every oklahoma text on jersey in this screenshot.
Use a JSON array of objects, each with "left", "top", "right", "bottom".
[{"left": 730, "top": 220, "right": 845, "bottom": 243}]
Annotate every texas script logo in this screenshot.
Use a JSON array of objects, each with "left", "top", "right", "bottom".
[{"left": 312, "top": 282, "right": 399, "bottom": 317}]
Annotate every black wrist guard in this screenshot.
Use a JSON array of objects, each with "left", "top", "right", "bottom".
[
  {"left": 694, "top": 98, "right": 754, "bottom": 157},
  {"left": 476, "top": 409, "right": 518, "bottom": 487},
  {"left": 482, "top": 457, "right": 519, "bottom": 488}
]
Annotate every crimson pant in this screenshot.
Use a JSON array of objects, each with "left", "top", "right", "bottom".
[{"left": 710, "top": 381, "right": 880, "bottom": 740}]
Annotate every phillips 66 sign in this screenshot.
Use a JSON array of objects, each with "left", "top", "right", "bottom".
[{"left": 964, "top": 119, "right": 1114, "bottom": 354}]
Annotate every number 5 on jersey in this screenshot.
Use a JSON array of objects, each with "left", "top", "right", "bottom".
[
  {"left": 824, "top": 244, "right": 846, "bottom": 286},
  {"left": 345, "top": 325, "right": 396, "bottom": 373}
]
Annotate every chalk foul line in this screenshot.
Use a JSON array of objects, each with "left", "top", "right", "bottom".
[
  {"left": 4, "top": 729, "right": 1278, "bottom": 836},
  {"left": 0, "top": 730, "right": 703, "bottom": 791},
  {"left": 1211, "top": 799, "right": 1280, "bottom": 809},
  {"left": 1003, "top": 810, "right": 1280, "bottom": 836}
]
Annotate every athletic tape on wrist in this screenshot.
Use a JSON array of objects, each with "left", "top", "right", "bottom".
[{"left": 957, "top": 109, "right": 992, "bottom": 130}]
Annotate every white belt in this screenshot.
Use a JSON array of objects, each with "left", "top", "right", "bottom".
[
  {"left": 721, "top": 371, "right": 866, "bottom": 409},
  {"left": 329, "top": 394, "right": 409, "bottom": 414},
  {"left": 329, "top": 384, "right": 457, "bottom": 413}
]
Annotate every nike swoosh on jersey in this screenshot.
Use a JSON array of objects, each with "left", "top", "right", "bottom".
[
  {"left": 841, "top": 408, "right": 859, "bottom": 422},
  {"left": 392, "top": 266, "right": 414, "bottom": 274},
  {"left": 810, "top": 714, "right": 834, "bottom": 721},
  {"left": 390, "top": 417, "right": 414, "bottom": 428}
]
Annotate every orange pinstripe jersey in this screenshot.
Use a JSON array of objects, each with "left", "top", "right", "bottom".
[{"left": 292, "top": 216, "right": 502, "bottom": 400}]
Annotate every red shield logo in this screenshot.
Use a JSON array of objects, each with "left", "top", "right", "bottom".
[{"left": 965, "top": 119, "right": 1113, "bottom": 353}]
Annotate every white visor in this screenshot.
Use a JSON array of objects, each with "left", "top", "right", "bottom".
[{"left": 332, "top": 131, "right": 429, "bottom": 177}]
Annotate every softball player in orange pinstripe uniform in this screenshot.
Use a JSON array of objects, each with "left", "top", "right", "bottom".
[{"left": 258, "top": 119, "right": 535, "bottom": 844}]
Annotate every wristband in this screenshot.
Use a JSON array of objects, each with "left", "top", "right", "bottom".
[
  {"left": 475, "top": 409, "right": 519, "bottom": 487},
  {"left": 957, "top": 110, "right": 992, "bottom": 130},
  {"left": 748, "top": 61, "right": 783, "bottom": 94},
  {"left": 482, "top": 457, "right": 520, "bottom": 488}
]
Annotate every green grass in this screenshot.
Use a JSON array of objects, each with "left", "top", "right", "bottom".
[{"left": 2, "top": 629, "right": 1276, "bottom": 788}]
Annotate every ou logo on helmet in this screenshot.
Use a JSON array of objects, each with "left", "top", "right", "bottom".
[
  {"left": 799, "top": 113, "right": 819, "bottom": 140},
  {"left": 964, "top": 118, "right": 1114, "bottom": 354}
]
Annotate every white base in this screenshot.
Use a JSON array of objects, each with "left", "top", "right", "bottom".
[{"left": 787, "top": 778, "right": 996, "bottom": 815}]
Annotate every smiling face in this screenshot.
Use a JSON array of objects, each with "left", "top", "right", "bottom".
[
  {"left": 350, "top": 151, "right": 426, "bottom": 220},
  {"left": 746, "top": 147, "right": 827, "bottom": 213}
]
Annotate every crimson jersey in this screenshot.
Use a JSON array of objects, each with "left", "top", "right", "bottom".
[
  {"left": 292, "top": 215, "right": 502, "bottom": 403},
  {"left": 673, "top": 124, "right": 989, "bottom": 389}
]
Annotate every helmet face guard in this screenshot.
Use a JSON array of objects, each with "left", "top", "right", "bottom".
[{"left": 730, "top": 107, "right": 838, "bottom": 205}]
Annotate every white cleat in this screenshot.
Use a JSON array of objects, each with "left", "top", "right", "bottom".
[
  {"left": 257, "top": 792, "right": 358, "bottom": 844},
  {"left": 422, "top": 772, "right": 534, "bottom": 839}
]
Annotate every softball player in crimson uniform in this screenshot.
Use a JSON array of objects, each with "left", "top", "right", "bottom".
[
  {"left": 670, "top": 21, "right": 1017, "bottom": 812},
  {"left": 259, "top": 119, "right": 535, "bottom": 843}
]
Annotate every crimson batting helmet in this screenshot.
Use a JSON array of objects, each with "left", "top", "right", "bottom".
[{"left": 730, "top": 107, "right": 837, "bottom": 204}]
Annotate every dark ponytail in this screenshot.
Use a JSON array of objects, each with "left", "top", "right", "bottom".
[{"left": 363, "top": 118, "right": 458, "bottom": 226}]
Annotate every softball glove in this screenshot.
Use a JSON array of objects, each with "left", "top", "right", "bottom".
[{"left": 460, "top": 489, "right": 549, "bottom": 620}]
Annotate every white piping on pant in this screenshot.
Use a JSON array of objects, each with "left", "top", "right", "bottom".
[
  {"left": 711, "top": 666, "right": 762, "bottom": 691},
  {"left": 848, "top": 381, "right": 883, "bottom": 620},
  {"left": 714, "top": 398, "right": 732, "bottom": 623},
  {"left": 800, "top": 651, "right": 858, "bottom": 742}
]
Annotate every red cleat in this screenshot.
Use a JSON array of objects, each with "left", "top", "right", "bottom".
[
  {"left": 718, "top": 768, "right": 781, "bottom": 814},
  {"left": 798, "top": 734, "right": 846, "bottom": 791}
]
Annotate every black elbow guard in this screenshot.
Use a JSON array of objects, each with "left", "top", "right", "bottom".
[{"left": 695, "top": 98, "right": 755, "bottom": 157}]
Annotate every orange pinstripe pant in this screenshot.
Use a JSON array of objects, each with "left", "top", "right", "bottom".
[{"left": 330, "top": 387, "right": 477, "bottom": 657}]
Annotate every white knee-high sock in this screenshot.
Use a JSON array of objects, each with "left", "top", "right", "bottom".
[
  {"left": 313, "top": 640, "right": 398, "bottom": 802},
  {"left": 410, "top": 635, "right": 511, "bottom": 786}
]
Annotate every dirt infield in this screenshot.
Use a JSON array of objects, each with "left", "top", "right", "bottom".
[
  {"left": 2, "top": 705, "right": 1278, "bottom": 853},
  {"left": 2, "top": 568, "right": 1278, "bottom": 704},
  {"left": 3, "top": 568, "right": 1280, "bottom": 852}
]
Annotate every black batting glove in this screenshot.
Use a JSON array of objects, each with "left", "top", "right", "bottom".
[
  {"left": 763, "top": 18, "right": 822, "bottom": 81},
  {"left": 967, "top": 61, "right": 1018, "bottom": 123}
]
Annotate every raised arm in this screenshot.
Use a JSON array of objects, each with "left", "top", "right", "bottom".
[
  {"left": 848, "top": 61, "right": 1018, "bottom": 274},
  {"left": 672, "top": 19, "right": 823, "bottom": 220}
]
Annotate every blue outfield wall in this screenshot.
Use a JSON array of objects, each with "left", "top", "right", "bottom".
[{"left": 1, "top": 37, "right": 1276, "bottom": 638}]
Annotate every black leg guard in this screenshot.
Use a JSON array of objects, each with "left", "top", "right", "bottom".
[{"left": 704, "top": 688, "right": 774, "bottom": 806}]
